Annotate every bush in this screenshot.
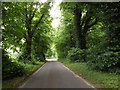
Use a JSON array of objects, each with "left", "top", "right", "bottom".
[
  {"left": 3, "top": 62, "right": 25, "bottom": 80},
  {"left": 67, "top": 48, "right": 86, "bottom": 62},
  {"left": 87, "top": 47, "right": 120, "bottom": 74},
  {"left": 2, "top": 50, "right": 25, "bottom": 80}
]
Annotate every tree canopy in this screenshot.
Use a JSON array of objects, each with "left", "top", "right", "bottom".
[
  {"left": 2, "top": 2, "right": 120, "bottom": 80},
  {"left": 55, "top": 2, "right": 120, "bottom": 73}
]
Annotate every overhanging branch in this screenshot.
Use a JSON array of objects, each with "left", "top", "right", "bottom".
[
  {"left": 32, "top": 14, "right": 45, "bottom": 34},
  {"left": 30, "top": 8, "right": 37, "bottom": 21}
]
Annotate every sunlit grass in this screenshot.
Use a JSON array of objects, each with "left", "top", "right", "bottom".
[
  {"left": 2, "top": 62, "right": 44, "bottom": 88},
  {"left": 63, "top": 62, "right": 119, "bottom": 88}
]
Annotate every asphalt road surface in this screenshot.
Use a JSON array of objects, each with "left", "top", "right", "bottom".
[{"left": 19, "top": 61, "right": 95, "bottom": 88}]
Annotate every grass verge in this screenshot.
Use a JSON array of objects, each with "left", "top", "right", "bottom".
[
  {"left": 63, "top": 62, "right": 119, "bottom": 88},
  {"left": 2, "top": 62, "right": 44, "bottom": 88}
]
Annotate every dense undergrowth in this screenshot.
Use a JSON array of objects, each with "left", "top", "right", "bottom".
[
  {"left": 2, "top": 49, "right": 44, "bottom": 88},
  {"left": 66, "top": 47, "right": 120, "bottom": 74},
  {"left": 2, "top": 61, "right": 44, "bottom": 88}
]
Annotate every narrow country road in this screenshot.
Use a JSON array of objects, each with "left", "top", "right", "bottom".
[{"left": 19, "top": 60, "right": 95, "bottom": 88}]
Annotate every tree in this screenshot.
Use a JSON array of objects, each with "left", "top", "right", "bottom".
[
  {"left": 22, "top": 2, "right": 50, "bottom": 60},
  {"left": 2, "top": 2, "right": 51, "bottom": 62},
  {"left": 60, "top": 2, "right": 99, "bottom": 49}
]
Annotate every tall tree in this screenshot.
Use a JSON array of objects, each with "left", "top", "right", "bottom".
[
  {"left": 23, "top": 2, "right": 50, "bottom": 60},
  {"left": 2, "top": 2, "right": 51, "bottom": 62},
  {"left": 60, "top": 2, "right": 99, "bottom": 49}
]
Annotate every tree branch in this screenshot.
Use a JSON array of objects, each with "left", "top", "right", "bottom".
[
  {"left": 30, "top": 8, "right": 37, "bottom": 21},
  {"left": 29, "top": 3, "right": 33, "bottom": 18},
  {"left": 31, "top": 2, "right": 50, "bottom": 36},
  {"left": 25, "top": 5, "right": 30, "bottom": 31},
  {"left": 32, "top": 14, "right": 44, "bottom": 34},
  {"left": 88, "top": 18, "right": 98, "bottom": 28},
  {"left": 30, "top": 3, "right": 39, "bottom": 21}
]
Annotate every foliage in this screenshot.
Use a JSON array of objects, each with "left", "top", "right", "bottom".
[
  {"left": 55, "top": 39, "right": 72, "bottom": 59},
  {"left": 2, "top": 61, "right": 25, "bottom": 80},
  {"left": 2, "top": 1, "right": 120, "bottom": 84},
  {"left": 87, "top": 47, "right": 120, "bottom": 74},
  {"left": 56, "top": 2, "right": 104, "bottom": 60},
  {"left": 2, "top": 50, "right": 25, "bottom": 80},
  {"left": 56, "top": 2, "right": 120, "bottom": 74},
  {"left": 86, "top": 2, "right": 120, "bottom": 74},
  {"left": 45, "top": 48, "right": 53, "bottom": 58},
  {"left": 60, "top": 2, "right": 101, "bottom": 49},
  {"left": 102, "top": 3, "right": 120, "bottom": 48},
  {"left": 2, "top": 2, "right": 52, "bottom": 80},
  {"left": 67, "top": 48, "right": 85, "bottom": 62},
  {"left": 55, "top": 3, "right": 76, "bottom": 59},
  {"left": 3, "top": 62, "right": 44, "bottom": 88},
  {"left": 55, "top": 28, "right": 75, "bottom": 59},
  {"left": 2, "top": 2, "right": 52, "bottom": 63},
  {"left": 32, "top": 21, "right": 52, "bottom": 62},
  {"left": 86, "top": 26, "right": 105, "bottom": 48},
  {"left": 2, "top": 49, "right": 44, "bottom": 80}
]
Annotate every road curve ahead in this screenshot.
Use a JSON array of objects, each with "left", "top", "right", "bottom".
[{"left": 19, "top": 61, "right": 95, "bottom": 88}]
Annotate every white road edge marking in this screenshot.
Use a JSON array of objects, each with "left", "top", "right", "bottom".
[
  {"left": 60, "top": 62, "right": 96, "bottom": 89},
  {"left": 19, "top": 62, "right": 47, "bottom": 88}
]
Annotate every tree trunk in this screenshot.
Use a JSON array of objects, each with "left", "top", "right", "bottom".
[
  {"left": 74, "top": 5, "right": 82, "bottom": 49},
  {"left": 74, "top": 5, "right": 87, "bottom": 49},
  {"left": 79, "top": 34, "right": 87, "bottom": 49},
  {"left": 26, "top": 31, "right": 33, "bottom": 61},
  {"left": 69, "top": 29, "right": 74, "bottom": 48}
]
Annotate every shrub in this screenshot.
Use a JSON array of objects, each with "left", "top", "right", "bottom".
[
  {"left": 87, "top": 47, "right": 120, "bottom": 74},
  {"left": 3, "top": 62, "right": 25, "bottom": 80},
  {"left": 67, "top": 48, "right": 86, "bottom": 62},
  {"left": 2, "top": 50, "right": 25, "bottom": 80}
]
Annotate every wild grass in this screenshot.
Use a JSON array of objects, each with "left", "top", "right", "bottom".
[
  {"left": 2, "top": 62, "right": 44, "bottom": 88},
  {"left": 63, "top": 62, "right": 119, "bottom": 88}
]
